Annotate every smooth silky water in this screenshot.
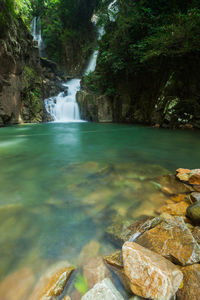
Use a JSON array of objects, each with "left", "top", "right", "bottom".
[{"left": 0, "top": 122, "right": 200, "bottom": 297}]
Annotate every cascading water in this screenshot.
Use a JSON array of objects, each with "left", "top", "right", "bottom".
[
  {"left": 44, "top": 1, "right": 115, "bottom": 123},
  {"left": 31, "top": 17, "right": 45, "bottom": 57},
  {"left": 45, "top": 79, "right": 81, "bottom": 122}
]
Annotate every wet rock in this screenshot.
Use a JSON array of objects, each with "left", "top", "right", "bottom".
[
  {"left": 157, "top": 174, "right": 194, "bottom": 195},
  {"left": 176, "top": 264, "right": 200, "bottom": 300},
  {"left": 78, "top": 240, "right": 100, "bottom": 265},
  {"left": 192, "top": 226, "right": 200, "bottom": 244},
  {"left": 122, "top": 242, "right": 183, "bottom": 300},
  {"left": 187, "top": 201, "right": 200, "bottom": 223},
  {"left": 176, "top": 168, "right": 200, "bottom": 185},
  {"left": 156, "top": 201, "right": 189, "bottom": 216},
  {"left": 83, "top": 257, "right": 111, "bottom": 289},
  {"left": 28, "top": 261, "right": 74, "bottom": 300},
  {"left": 104, "top": 251, "right": 132, "bottom": 294},
  {"left": 170, "top": 193, "right": 190, "bottom": 202},
  {"left": 81, "top": 278, "right": 124, "bottom": 300},
  {"left": 136, "top": 215, "right": 200, "bottom": 265},
  {"left": 191, "top": 192, "right": 200, "bottom": 203},
  {"left": 0, "top": 268, "right": 35, "bottom": 300},
  {"left": 105, "top": 216, "right": 160, "bottom": 247}
]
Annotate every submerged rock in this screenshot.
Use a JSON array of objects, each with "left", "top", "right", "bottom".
[
  {"left": 83, "top": 257, "right": 111, "bottom": 289},
  {"left": 187, "top": 201, "right": 200, "bottom": 223},
  {"left": 156, "top": 201, "right": 189, "bottom": 216},
  {"left": 136, "top": 215, "right": 200, "bottom": 265},
  {"left": 0, "top": 268, "right": 34, "bottom": 300},
  {"left": 157, "top": 174, "right": 194, "bottom": 195},
  {"left": 81, "top": 278, "right": 124, "bottom": 300},
  {"left": 28, "top": 261, "right": 74, "bottom": 300},
  {"left": 122, "top": 242, "right": 183, "bottom": 300},
  {"left": 176, "top": 264, "right": 200, "bottom": 300}
]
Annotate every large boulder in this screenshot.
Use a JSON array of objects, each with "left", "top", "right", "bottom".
[
  {"left": 122, "top": 242, "right": 183, "bottom": 300},
  {"left": 136, "top": 215, "right": 200, "bottom": 265},
  {"left": 176, "top": 168, "right": 200, "bottom": 185},
  {"left": 81, "top": 278, "right": 124, "bottom": 300}
]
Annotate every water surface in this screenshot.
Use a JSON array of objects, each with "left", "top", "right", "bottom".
[{"left": 0, "top": 122, "right": 199, "bottom": 297}]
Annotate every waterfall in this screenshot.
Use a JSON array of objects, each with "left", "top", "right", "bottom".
[
  {"left": 108, "top": 0, "right": 119, "bottom": 21},
  {"left": 45, "top": 79, "right": 81, "bottom": 122},
  {"left": 31, "top": 17, "right": 45, "bottom": 57}
]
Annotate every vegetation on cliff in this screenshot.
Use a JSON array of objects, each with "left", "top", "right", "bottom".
[{"left": 82, "top": 0, "right": 200, "bottom": 127}]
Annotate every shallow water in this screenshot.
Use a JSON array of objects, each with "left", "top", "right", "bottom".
[{"left": 0, "top": 122, "right": 199, "bottom": 298}]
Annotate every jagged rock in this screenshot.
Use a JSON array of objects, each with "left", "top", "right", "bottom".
[
  {"left": 191, "top": 192, "right": 200, "bottom": 203},
  {"left": 192, "top": 226, "right": 200, "bottom": 244},
  {"left": 104, "top": 251, "right": 132, "bottom": 294},
  {"left": 81, "top": 278, "right": 124, "bottom": 300},
  {"left": 28, "top": 261, "right": 74, "bottom": 300},
  {"left": 0, "top": 268, "right": 34, "bottom": 300},
  {"left": 176, "top": 264, "right": 200, "bottom": 300},
  {"left": 157, "top": 174, "right": 194, "bottom": 195},
  {"left": 136, "top": 215, "right": 200, "bottom": 265},
  {"left": 122, "top": 242, "right": 183, "bottom": 300},
  {"left": 187, "top": 201, "right": 200, "bottom": 223},
  {"left": 105, "top": 216, "right": 161, "bottom": 247},
  {"left": 176, "top": 168, "right": 200, "bottom": 185},
  {"left": 83, "top": 257, "right": 111, "bottom": 289}
]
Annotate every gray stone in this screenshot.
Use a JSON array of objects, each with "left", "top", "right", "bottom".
[{"left": 81, "top": 278, "right": 124, "bottom": 300}]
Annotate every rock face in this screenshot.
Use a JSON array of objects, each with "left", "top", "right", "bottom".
[
  {"left": 77, "top": 91, "right": 113, "bottom": 122},
  {"left": 176, "top": 264, "right": 200, "bottom": 300},
  {"left": 81, "top": 278, "right": 124, "bottom": 300},
  {"left": 122, "top": 242, "right": 183, "bottom": 300},
  {"left": 136, "top": 215, "right": 200, "bottom": 266},
  {"left": 176, "top": 169, "right": 200, "bottom": 185}
]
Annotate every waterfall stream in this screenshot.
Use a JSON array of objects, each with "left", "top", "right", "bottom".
[
  {"left": 44, "top": 1, "right": 116, "bottom": 123},
  {"left": 31, "top": 17, "right": 45, "bottom": 57}
]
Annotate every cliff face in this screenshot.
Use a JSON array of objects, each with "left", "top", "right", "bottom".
[
  {"left": 0, "top": 5, "right": 45, "bottom": 126},
  {"left": 78, "top": 54, "right": 200, "bottom": 128}
]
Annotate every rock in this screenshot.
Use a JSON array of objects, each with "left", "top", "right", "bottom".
[
  {"left": 176, "top": 264, "right": 200, "bottom": 300},
  {"left": 170, "top": 193, "right": 190, "bottom": 202},
  {"left": 156, "top": 201, "right": 189, "bottom": 216},
  {"left": 136, "top": 215, "right": 200, "bottom": 265},
  {"left": 0, "top": 268, "right": 35, "bottom": 300},
  {"left": 78, "top": 240, "right": 100, "bottom": 265},
  {"left": 105, "top": 216, "right": 160, "bottom": 247},
  {"left": 122, "top": 242, "right": 183, "bottom": 300},
  {"left": 83, "top": 257, "right": 111, "bottom": 289},
  {"left": 81, "top": 278, "right": 124, "bottom": 300},
  {"left": 191, "top": 192, "right": 200, "bottom": 203},
  {"left": 157, "top": 174, "right": 194, "bottom": 195},
  {"left": 176, "top": 168, "right": 200, "bottom": 185},
  {"left": 28, "top": 261, "right": 74, "bottom": 300},
  {"left": 192, "top": 226, "right": 200, "bottom": 244},
  {"left": 104, "top": 251, "right": 132, "bottom": 294},
  {"left": 187, "top": 201, "right": 200, "bottom": 223}
]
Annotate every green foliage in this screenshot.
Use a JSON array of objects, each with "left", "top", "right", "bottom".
[
  {"left": 85, "top": 0, "right": 200, "bottom": 94},
  {"left": 74, "top": 274, "right": 88, "bottom": 295}
]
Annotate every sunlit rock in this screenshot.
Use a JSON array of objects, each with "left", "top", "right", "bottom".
[
  {"left": 0, "top": 268, "right": 35, "bottom": 300},
  {"left": 81, "top": 278, "right": 124, "bottom": 300},
  {"left": 122, "top": 242, "right": 183, "bottom": 300},
  {"left": 191, "top": 192, "right": 200, "bottom": 203},
  {"left": 176, "top": 168, "right": 200, "bottom": 185},
  {"left": 176, "top": 264, "right": 200, "bottom": 300},
  {"left": 192, "top": 226, "right": 200, "bottom": 244},
  {"left": 136, "top": 215, "right": 200, "bottom": 265},
  {"left": 157, "top": 201, "right": 189, "bottom": 216}
]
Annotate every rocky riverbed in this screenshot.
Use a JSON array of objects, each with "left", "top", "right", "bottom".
[{"left": 0, "top": 168, "right": 200, "bottom": 300}]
